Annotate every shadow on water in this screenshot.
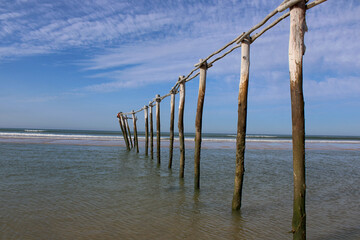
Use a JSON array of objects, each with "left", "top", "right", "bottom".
[
  {"left": 193, "top": 189, "right": 201, "bottom": 213},
  {"left": 230, "top": 211, "right": 247, "bottom": 239}
]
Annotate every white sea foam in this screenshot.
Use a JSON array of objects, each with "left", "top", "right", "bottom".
[
  {"left": 24, "top": 129, "right": 45, "bottom": 132},
  {"left": 247, "top": 135, "right": 278, "bottom": 138},
  {"left": 1, "top": 131, "right": 359, "bottom": 145},
  {"left": 306, "top": 140, "right": 360, "bottom": 144},
  {"left": 0, "top": 132, "right": 121, "bottom": 141}
]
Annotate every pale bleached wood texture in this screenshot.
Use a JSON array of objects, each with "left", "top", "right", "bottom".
[
  {"left": 144, "top": 106, "right": 149, "bottom": 156},
  {"left": 232, "top": 37, "right": 250, "bottom": 211},
  {"left": 289, "top": 1, "right": 306, "bottom": 239},
  {"left": 156, "top": 95, "right": 161, "bottom": 165},
  {"left": 149, "top": 103, "right": 154, "bottom": 159},
  {"left": 121, "top": 114, "right": 131, "bottom": 150},
  {"left": 132, "top": 112, "right": 139, "bottom": 153},
  {"left": 168, "top": 92, "right": 175, "bottom": 169},
  {"left": 178, "top": 79, "right": 186, "bottom": 178},
  {"left": 194, "top": 60, "right": 207, "bottom": 190},
  {"left": 118, "top": 113, "right": 130, "bottom": 150},
  {"left": 125, "top": 117, "right": 133, "bottom": 149}
]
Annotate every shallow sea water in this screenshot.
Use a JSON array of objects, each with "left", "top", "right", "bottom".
[{"left": 0, "top": 143, "right": 359, "bottom": 239}]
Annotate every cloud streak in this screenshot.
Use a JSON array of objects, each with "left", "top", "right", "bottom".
[
  {"left": 1, "top": 0, "right": 359, "bottom": 101},
  {"left": 0, "top": 0, "right": 278, "bottom": 59}
]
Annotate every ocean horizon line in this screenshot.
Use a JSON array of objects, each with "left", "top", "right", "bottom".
[{"left": 1, "top": 127, "right": 360, "bottom": 139}]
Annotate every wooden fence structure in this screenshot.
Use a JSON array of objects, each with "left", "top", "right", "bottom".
[{"left": 116, "top": 0, "right": 327, "bottom": 239}]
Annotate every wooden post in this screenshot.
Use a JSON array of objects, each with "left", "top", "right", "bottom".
[
  {"left": 125, "top": 116, "right": 133, "bottom": 149},
  {"left": 232, "top": 36, "right": 250, "bottom": 211},
  {"left": 144, "top": 105, "right": 149, "bottom": 156},
  {"left": 155, "top": 94, "right": 161, "bottom": 165},
  {"left": 149, "top": 102, "right": 154, "bottom": 159},
  {"left": 120, "top": 114, "right": 131, "bottom": 150},
  {"left": 194, "top": 60, "right": 208, "bottom": 189},
  {"left": 289, "top": 1, "right": 306, "bottom": 239},
  {"left": 168, "top": 90, "right": 176, "bottom": 169},
  {"left": 132, "top": 111, "right": 139, "bottom": 153},
  {"left": 117, "top": 113, "right": 130, "bottom": 150},
  {"left": 178, "top": 76, "right": 186, "bottom": 178}
]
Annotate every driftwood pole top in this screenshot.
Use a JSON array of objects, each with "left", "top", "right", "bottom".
[{"left": 155, "top": 94, "right": 162, "bottom": 102}]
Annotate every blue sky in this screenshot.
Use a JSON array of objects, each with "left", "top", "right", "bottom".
[{"left": 0, "top": 0, "right": 359, "bottom": 135}]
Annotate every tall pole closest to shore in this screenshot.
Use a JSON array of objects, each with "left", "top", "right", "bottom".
[
  {"left": 289, "top": 1, "right": 306, "bottom": 239},
  {"left": 232, "top": 36, "right": 250, "bottom": 211}
]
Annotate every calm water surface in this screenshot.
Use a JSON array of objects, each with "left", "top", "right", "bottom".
[{"left": 0, "top": 143, "right": 359, "bottom": 239}]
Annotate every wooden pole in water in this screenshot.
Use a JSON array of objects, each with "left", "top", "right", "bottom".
[
  {"left": 178, "top": 76, "right": 186, "bottom": 178},
  {"left": 232, "top": 36, "right": 250, "bottom": 211},
  {"left": 194, "top": 59, "right": 208, "bottom": 189},
  {"left": 289, "top": 1, "right": 306, "bottom": 239},
  {"left": 149, "top": 102, "right": 154, "bottom": 159},
  {"left": 117, "top": 113, "right": 130, "bottom": 150},
  {"left": 168, "top": 90, "right": 176, "bottom": 169},
  {"left": 155, "top": 94, "right": 161, "bottom": 165},
  {"left": 144, "top": 105, "right": 149, "bottom": 156},
  {"left": 132, "top": 111, "right": 139, "bottom": 153},
  {"left": 125, "top": 116, "right": 133, "bottom": 149},
  {"left": 120, "top": 114, "right": 131, "bottom": 150},
  {"left": 126, "top": 117, "right": 135, "bottom": 148}
]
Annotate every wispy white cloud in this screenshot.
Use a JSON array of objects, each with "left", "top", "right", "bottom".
[
  {"left": 305, "top": 76, "right": 360, "bottom": 99},
  {"left": 0, "top": 0, "right": 177, "bottom": 59},
  {"left": 0, "top": 0, "right": 278, "bottom": 59},
  {"left": 1, "top": 0, "right": 359, "bottom": 102},
  {"left": 0, "top": 12, "right": 24, "bottom": 20}
]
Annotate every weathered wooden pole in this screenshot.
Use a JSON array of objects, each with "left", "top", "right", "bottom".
[
  {"left": 132, "top": 111, "right": 139, "bottom": 153},
  {"left": 144, "top": 105, "right": 149, "bottom": 156},
  {"left": 155, "top": 94, "right": 161, "bottom": 165},
  {"left": 289, "top": 1, "right": 306, "bottom": 239},
  {"left": 120, "top": 114, "right": 131, "bottom": 150},
  {"left": 178, "top": 76, "right": 186, "bottom": 178},
  {"left": 194, "top": 60, "right": 208, "bottom": 189},
  {"left": 125, "top": 116, "right": 133, "bottom": 149},
  {"left": 168, "top": 90, "right": 176, "bottom": 169},
  {"left": 149, "top": 102, "right": 154, "bottom": 159},
  {"left": 117, "top": 113, "right": 130, "bottom": 150},
  {"left": 232, "top": 36, "right": 250, "bottom": 211}
]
